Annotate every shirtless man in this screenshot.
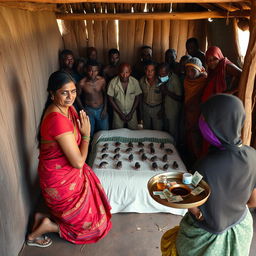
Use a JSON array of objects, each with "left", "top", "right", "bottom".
[
  {"left": 78, "top": 60, "right": 108, "bottom": 137},
  {"left": 103, "top": 48, "right": 120, "bottom": 84}
]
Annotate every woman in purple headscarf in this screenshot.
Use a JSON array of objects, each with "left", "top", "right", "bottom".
[{"left": 162, "top": 94, "right": 256, "bottom": 256}]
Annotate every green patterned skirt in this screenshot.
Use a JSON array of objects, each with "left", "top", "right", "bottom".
[{"left": 176, "top": 209, "right": 253, "bottom": 256}]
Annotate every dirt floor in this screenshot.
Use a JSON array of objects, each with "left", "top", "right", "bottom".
[{"left": 20, "top": 210, "right": 256, "bottom": 256}]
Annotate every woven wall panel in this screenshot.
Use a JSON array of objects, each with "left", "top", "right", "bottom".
[{"left": 0, "top": 6, "right": 62, "bottom": 256}]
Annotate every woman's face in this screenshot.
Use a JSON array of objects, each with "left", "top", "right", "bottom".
[
  {"left": 53, "top": 81, "right": 77, "bottom": 107},
  {"left": 206, "top": 56, "right": 219, "bottom": 70},
  {"left": 145, "top": 65, "right": 156, "bottom": 80},
  {"left": 185, "top": 66, "right": 200, "bottom": 80}
]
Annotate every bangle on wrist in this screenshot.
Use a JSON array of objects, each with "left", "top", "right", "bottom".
[
  {"left": 196, "top": 211, "right": 203, "bottom": 220},
  {"left": 82, "top": 135, "right": 90, "bottom": 142}
]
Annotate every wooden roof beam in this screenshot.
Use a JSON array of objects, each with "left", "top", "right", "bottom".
[
  {"left": 235, "top": 2, "right": 251, "bottom": 10},
  {"left": 238, "top": 0, "right": 256, "bottom": 145},
  {"left": 197, "top": 3, "right": 219, "bottom": 11},
  {"left": 56, "top": 10, "right": 250, "bottom": 20},
  {"left": 214, "top": 3, "right": 240, "bottom": 11},
  {"left": 0, "top": 1, "right": 59, "bottom": 12},
  {"left": 3, "top": 0, "right": 249, "bottom": 4}
]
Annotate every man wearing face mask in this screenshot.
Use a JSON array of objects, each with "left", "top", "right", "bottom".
[{"left": 158, "top": 63, "right": 183, "bottom": 143}]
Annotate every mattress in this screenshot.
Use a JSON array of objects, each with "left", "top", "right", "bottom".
[{"left": 88, "top": 128, "right": 187, "bottom": 215}]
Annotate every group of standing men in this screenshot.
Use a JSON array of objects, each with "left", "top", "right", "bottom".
[{"left": 58, "top": 38, "right": 209, "bottom": 144}]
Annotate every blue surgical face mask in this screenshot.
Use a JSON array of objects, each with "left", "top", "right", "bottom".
[{"left": 159, "top": 75, "right": 169, "bottom": 83}]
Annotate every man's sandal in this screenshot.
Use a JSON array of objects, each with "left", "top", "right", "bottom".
[{"left": 26, "top": 235, "right": 52, "bottom": 248}]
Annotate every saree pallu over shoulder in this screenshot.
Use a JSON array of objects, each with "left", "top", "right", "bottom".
[
  {"left": 38, "top": 107, "right": 112, "bottom": 244},
  {"left": 202, "top": 58, "right": 232, "bottom": 103}
]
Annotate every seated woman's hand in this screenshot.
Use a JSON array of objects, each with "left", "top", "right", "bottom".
[
  {"left": 188, "top": 207, "right": 204, "bottom": 221},
  {"left": 77, "top": 110, "right": 91, "bottom": 137}
]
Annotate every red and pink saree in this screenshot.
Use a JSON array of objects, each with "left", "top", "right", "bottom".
[{"left": 38, "top": 106, "right": 112, "bottom": 244}]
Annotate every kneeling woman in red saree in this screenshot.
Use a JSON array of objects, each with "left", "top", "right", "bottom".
[{"left": 27, "top": 71, "right": 112, "bottom": 247}]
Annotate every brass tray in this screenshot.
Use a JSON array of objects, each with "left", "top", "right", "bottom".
[{"left": 148, "top": 172, "right": 211, "bottom": 209}]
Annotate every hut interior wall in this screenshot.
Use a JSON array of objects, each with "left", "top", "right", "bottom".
[
  {"left": 0, "top": 6, "right": 63, "bottom": 256},
  {"left": 60, "top": 19, "right": 207, "bottom": 64},
  {"left": 207, "top": 18, "right": 241, "bottom": 66}
]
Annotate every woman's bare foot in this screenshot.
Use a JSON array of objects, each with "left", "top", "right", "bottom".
[
  {"left": 31, "top": 213, "right": 50, "bottom": 232},
  {"left": 27, "top": 217, "right": 59, "bottom": 243}
]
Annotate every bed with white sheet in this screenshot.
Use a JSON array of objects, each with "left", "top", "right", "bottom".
[{"left": 88, "top": 128, "right": 187, "bottom": 215}]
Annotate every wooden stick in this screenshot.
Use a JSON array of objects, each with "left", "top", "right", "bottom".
[
  {"left": 3, "top": 0, "right": 248, "bottom": 4},
  {"left": 143, "top": 20, "right": 153, "bottom": 47},
  {"left": 0, "top": 1, "right": 59, "bottom": 12},
  {"left": 86, "top": 20, "right": 95, "bottom": 47},
  {"left": 214, "top": 3, "right": 239, "bottom": 12},
  {"left": 134, "top": 20, "right": 145, "bottom": 62},
  {"left": 152, "top": 20, "right": 162, "bottom": 62},
  {"left": 56, "top": 10, "right": 250, "bottom": 21},
  {"left": 127, "top": 20, "right": 136, "bottom": 64},
  {"left": 169, "top": 20, "right": 180, "bottom": 51},
  {"left": 238, "top": 0, "right": 256, "bottom": 145},
  {"left": 161, "top": 20, "right": 170, "bottom": 60},
  {"left": 94, "top": 20, "right": 104, "bottom": 61},
  {"left": 177, "top": 21, "right": 188, "bottom": 59}
]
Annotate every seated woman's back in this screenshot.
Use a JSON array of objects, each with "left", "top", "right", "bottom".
[
  {"left": 195, "top": 146, "right": 256, "bottom": 233},
  {"left": 195, "top": 94, "right": 256, "bottom": 233}
]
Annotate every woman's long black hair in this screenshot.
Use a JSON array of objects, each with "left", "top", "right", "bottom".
[{"left": 37, "top": 71, "right": 83, "bottom": 145}]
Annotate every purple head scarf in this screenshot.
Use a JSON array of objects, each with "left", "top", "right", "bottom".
[{"left": 198, "top": 116, "right": 224, "bottom": 149}]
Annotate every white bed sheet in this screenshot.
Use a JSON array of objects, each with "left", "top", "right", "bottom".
[{"left": 89, "top": 129, "right": 187, "bottom": 215}]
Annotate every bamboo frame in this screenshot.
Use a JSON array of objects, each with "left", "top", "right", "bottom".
[
  {"left": 3, "top": 0, "right": 248, "bottom": 3},
  {"left": 0, "top": 1, "right": 59, "bottom": 12},
  {"left": 56, "top": 10, "right": 250, "bottom": 20},
  {"left": 215, "top": 3, "right": 240, "bottom": 11},
  {"left": 238, "top": 0, "right": 256, "bottom": 145}
]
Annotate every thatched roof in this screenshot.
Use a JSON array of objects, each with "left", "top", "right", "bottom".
[{"left": 0, "top": 1, "right": 252, "bottom": 20}]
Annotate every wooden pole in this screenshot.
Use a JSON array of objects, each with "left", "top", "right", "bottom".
[
  {"left": 3, "top": 0, "right": 247, "bottom": 3},
  {"left": 161, "top": 20, "right": 170, "bottom": 61},
  {"left": 143, "top": 20, "right": 153, "bottom": 47},
  {"left": 238, "top": 0, "right": 256, "bottom": 145},
  {"left": 152, "top": 20, "right": 162, "bottom": 62},
  {"left": 56, "top": 10, "right": 250, "bottom": 21},
  {"left": 86, "top": 20, "right": 95, "bottom": 47},
  {"left": 108, "top": 20, "right": 118, "bottom": 50},
  {"left": 134, "top": 20, "right": 145, "bottom": 63},
  {"left": 177, "top": 21, "right": 189, "bottom": 60},
  {"left": 169, "top": 20, "right": 180, "bottom": 51},
  {"left": 94, "top": 20, "right": 104, "bottom": 61},
  {"left": 119, "top": 20, "right": 128, "bottom": 62},
  {"left": 0, "top": 2, "right": 59, "bottom": 12},
  {"left": 127, "top": 20, "right": 136, "bottom": 64},
  {"left": 102, "top": 21, "right": 108, "bottom": 63}
]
